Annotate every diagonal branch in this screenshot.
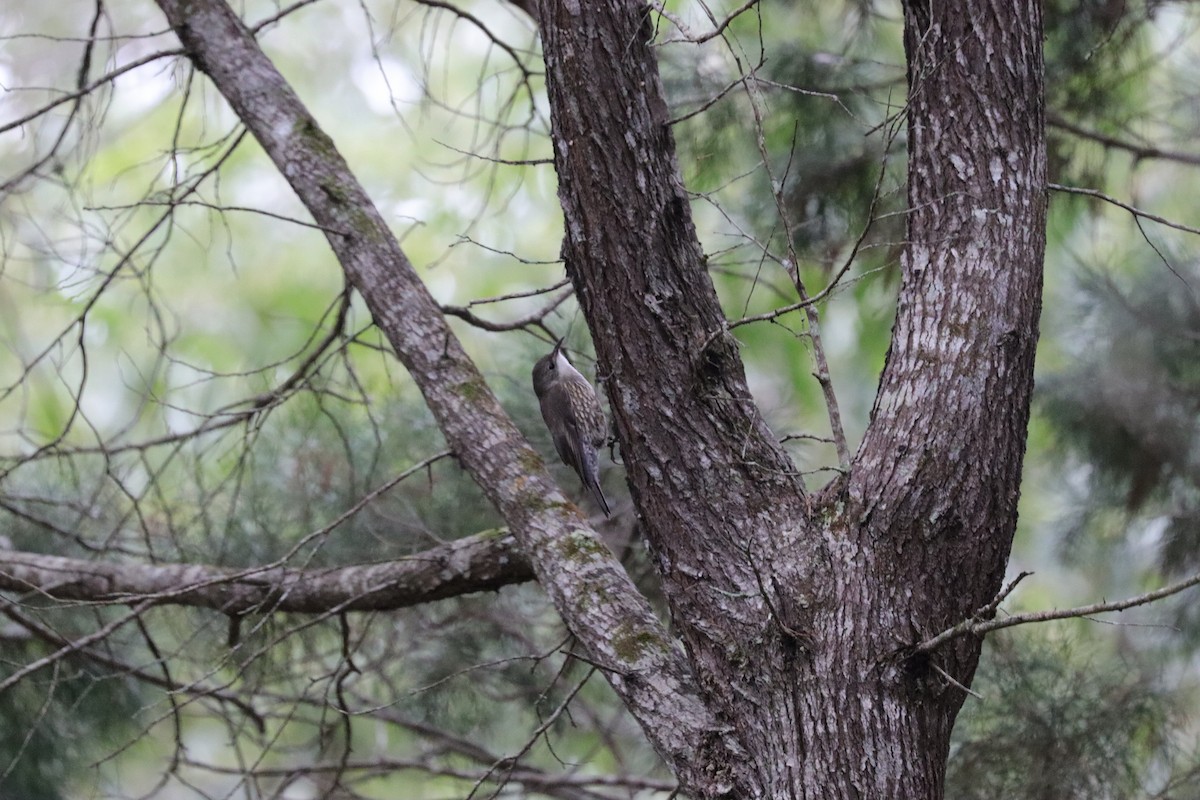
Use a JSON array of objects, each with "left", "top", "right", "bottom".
[
  {"left": 0, "top": 599, "right": 157, "bottom": 694},
  {"left": 1048, "top": 112, "right": 1200, "bottom": 167},
  {"left": 1, "top": 605, "right": 265, "bottom": 730},
  {"left": 441, "top": 287, "right": 573, "bottom": 333},
  {"left": 150, "top": 0, "right": 715, "bottom": 775},
  {"left": 914, "top": 569, "right": 1200, "bottom": 655},
  {"left": 1049, "top": 182, "right": 1200, "bottom": 237}
]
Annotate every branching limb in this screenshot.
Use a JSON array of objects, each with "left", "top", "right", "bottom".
[
  {"left": 1, "top": 605, "right": 265, "bottom": 730},
  {"left": 914, "top": 570, "right": 1200, "bottom": 655},
  {"left": 743, "top": 72, "right": 851, "bottom": 468},
  {"left": 3, "top": 285, "right": 354, "bottom": 468},
  {"left": 183, "top": 754, "right": 674, "bottom": 797},
  {"left": 0, "top": 599, "right": 156, "bottom": 694},
  {"left": 441, "top": 287, "right": 573, "bottom": 332},
  {"left": 0, "top": 48, "right": 183, "bottom": 137},
  {"left": 1049, "top": 182, "right": 1200, "bottom": 237},
  {"left": 1049, "top": 112, "right": 1200, "bottom": 167},
  {"left": 652, "top": 0, "right": 762, "bottom": 45}
]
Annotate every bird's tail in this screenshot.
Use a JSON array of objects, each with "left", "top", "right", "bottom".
[
  {"left": 587, "top": 474, "right": 610, "bottom": 517},
  {"left": 581, "top": 449, "right": 610, "bottom": 517}
]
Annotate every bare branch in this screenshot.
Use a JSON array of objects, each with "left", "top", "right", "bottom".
[
  {"left": 1, "top": 606, "right": 265, "bottom": 730},
  {"left": 0, "top": 527, "right": 532, "bottom": 614},
  {"left": 743, "top": 70, "right": 850, "bottom": 468},
  {"left": 653, "top": 0, "right": 762, "bottom": 45},
  {"left": 1049, "top": 182, "right": 1200, "bottom": 237},
  {"left": 0, "top": 49, "right": 182, "bottom": 138},
  {"left": 0, "top": 599, "right": 156, "bottom": 694},
  {"left": 88, "top": 199, "right": 351, "bottom": 236},
  {"left": 929, "top": 661, "right": 983, "bottom": 700},
  {"left": 441, "top": 287, "right": 572, "bottom": 332},
  {"left": 464, "top": 277, "right": 572, "bottom": 304},
  {"left": 182, "top": 755, "right": 674, "bottom": 796},
  {"left": 1049, "top": 112, "right": 1200, "bottom": 167},
  {"left": 409, "top": 0, "right": 540, "bottom": 87},
  {"left": 915, "top": 570, "right": 1200, "bottom": 654},
  {"left": 153, "top": 0, "right": 714, "bottom": 773}
]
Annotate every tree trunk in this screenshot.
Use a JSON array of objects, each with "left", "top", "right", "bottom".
[
  {"left": 0, "top": 0, "right": 1048, "bottom": 796},
  {"left": 539, "top": 0, "right": 1046, "bottom": 796}
]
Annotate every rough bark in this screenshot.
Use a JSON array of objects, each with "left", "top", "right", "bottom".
[
  {"left": 0, "top": 531, "right": 531, "bottom": 614},
  {"left": 807, "top": 1, "right": 1047, "bottom": 796},
  {"left": 536, "top": 3, "right": 820, "bottom": 794}
]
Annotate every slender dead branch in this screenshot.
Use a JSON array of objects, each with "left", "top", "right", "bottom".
[
  {"left": 654, "top": 0, "right": 762, "bottom": 45},
  {"left": 182, "top": 754, "right": 675, "bottom": 795},
  {"left": 0, "top": 49, "right": 183, "bottom": 138},
  {"left": 915, "top": 569, "right": 1200, "bottom": 654},
  {"left": 1049, "top": 182, "right": 1200, "bottom": 237},
  {"left": 1049, "top": 112, "right": 1200, "bottom": 167},
  {"left": 1, "top": 606, "right": 265, "bottom": 730},
  {"left": 441, "top": 287, "right": 573, "bottom": 332},
  {"left": 743, "top": 69, "right": 850, "bottom": 468},
  {"left": 929, "top": 661, "right": 983, "bottom": 700},
  {"left": 0, "top": 599, "right": 157, "bottom": 694}
]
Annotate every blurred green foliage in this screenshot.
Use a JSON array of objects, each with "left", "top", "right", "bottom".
[
  {"left": 0, "top": 620, "right": 146, "bottom": 800},
  {"left": 947, "top": 632, "right": 1178, "bottom": 800}
]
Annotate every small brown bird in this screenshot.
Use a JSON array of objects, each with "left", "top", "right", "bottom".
[{"left": 531, "top": 339, "right": 610, "bottom": 516}]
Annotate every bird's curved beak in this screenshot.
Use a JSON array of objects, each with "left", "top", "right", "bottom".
[{"left": 552, "top": 338, "right": 565, "bottom": 358}]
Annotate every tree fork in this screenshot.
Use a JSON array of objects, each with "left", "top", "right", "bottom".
[{"left": 537, "top": 0, "right": 1046, "bottom": 796}]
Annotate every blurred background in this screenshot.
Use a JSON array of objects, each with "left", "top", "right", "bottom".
[{"left": 1, "top": 0, "right": 1199, "bottom": 796}]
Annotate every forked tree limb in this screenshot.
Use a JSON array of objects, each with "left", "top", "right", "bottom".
[{"left": 915, "top": 569, "right": 1200, "bottom": 654}]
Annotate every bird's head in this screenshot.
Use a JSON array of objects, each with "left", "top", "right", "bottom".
[{"left": 532, "top": 338, "right": 568, "bottom": 397}]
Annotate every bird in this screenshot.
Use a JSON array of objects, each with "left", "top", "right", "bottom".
[{"left": 531, "top": 339, "right": 611, "bottom": 516}]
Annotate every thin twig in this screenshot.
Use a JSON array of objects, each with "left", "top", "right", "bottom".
[
  {"left": 977, "top": 570, "right": 1033, "bottom": 621},
  {"left": 1049, "top": 182, "right": 1200, "bottom": 237},
  {"left": 466, "top": 278, "right": 572, "bottom": 306},
  {"left": 441, "top": 287, "right": 573, "bottom": 332},
  {"left": 654, "top": 0, "right": 762, "bottom": 45},
  {"left": 88, "top": 200, "right": 350, "bottom": 236},
  {"left": 915, "top": 569, "right": 1200, "bottom": 655},
  {"left": 930, "top": 661, "right": 983, "bottom": 700},
  {"left": 1048, "top": 113, "right": 1200, "bottom": 167},
  {"left": 0, "top": 599, "right": 157, "bottom": 694},
  {"left": 742, "top": 70, "right": 851, "bottom": 468},
  {"left": 1, "top": 605, "right": 264, "bottom": 729},
  {"left": 0, "top": 49, "right": 183, "bottom": 137}
]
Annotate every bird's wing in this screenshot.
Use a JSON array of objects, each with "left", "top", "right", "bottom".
[
  {"left": 585, "top": 401, "right": 607, "bottom": 448},
  {"left": 541, "top": 385, "right": 585, "bottom": 474}
]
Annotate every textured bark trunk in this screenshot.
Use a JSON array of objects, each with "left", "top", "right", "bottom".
[
  {"left": 154, "top": 0, "right": 727, "bottom": 784},
  {"left": 537, "top": 2, "right": 815, "bottom": 795},
  {"left": 538, "top": 0, "right": 1046, "bottom": 797},
  {"left": 799, "top": 1, "right": 1048, "bottom": 796}
]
